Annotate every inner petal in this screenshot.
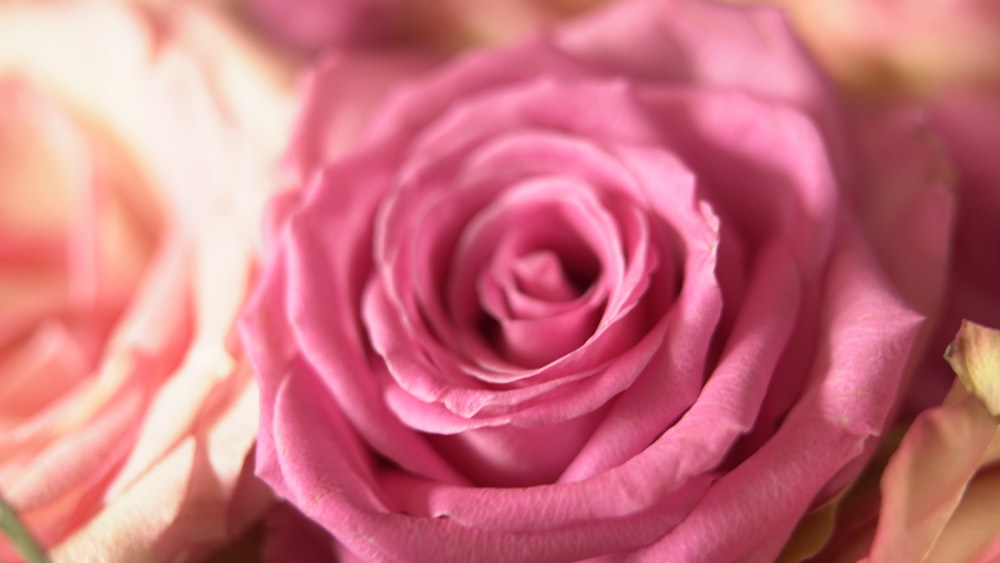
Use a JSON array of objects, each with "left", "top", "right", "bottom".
[
  {"left": 495, "top": 304, "right": 602, "bottom": 368},
  {"left": 512, "top": 250, "right": 581, "bottom": 303},
  {"left": 448, "top": 177, "right": 620, "bottom": 328},
  {"left": 448, "top": 178, "right": 622, "bottom": 370}
]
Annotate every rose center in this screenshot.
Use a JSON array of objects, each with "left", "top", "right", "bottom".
[
  {"left": 511, "top": 249, "right": 594, "bottom": 303},
  {"left": 469, "top": 215, "right": 606, "bottom": 368}
]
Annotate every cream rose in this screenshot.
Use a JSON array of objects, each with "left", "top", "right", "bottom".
[{"left": 0, "top": 1, "right": 291, "bottom": 560}]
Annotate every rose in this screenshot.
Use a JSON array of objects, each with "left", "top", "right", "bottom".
[
  {"left": 0, "top": 2, "right": 281, "bottom": 559},
  {"left": 726, "top": 0, "right": 1000, "bottom": 94},
  {"left": 0, "top": 2, "right": 291, "bottom": 560},
  {"left": 241, "top": 0, "right": 952, "bottom": 560},
  {"left": 243, "top": 0, "right": 953, "bottom": 559}
]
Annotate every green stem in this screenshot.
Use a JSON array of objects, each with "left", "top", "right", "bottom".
[{"left": 0, "top": 490, "right": 49, "bottom": 563}]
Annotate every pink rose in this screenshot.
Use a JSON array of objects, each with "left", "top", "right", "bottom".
[
  {"left": 241, "top": 0, "right": 951, "bottom": 560},
  {"left": 0, "top": 2, "right": 290, "bottom": 560}
]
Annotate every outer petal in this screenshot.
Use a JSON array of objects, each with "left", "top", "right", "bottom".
[
  {"left": 946, "top": 321, "right": 1000, "bottom": 417},
  {"left": 932, "top": 90, "right": 1000, "bottom": 328},
  {"left": 50, "top": 371, "right": 260, "bottom": 563},
  {"left": 639, "top": 222, "right": 922, "bottom": 562},
  {"left": 266, "top": 368, "right": 712, "bottom": 563},
  {"left": 284, "top": 54, "right": 438, "bottom": 180},
  {"left": 554, "top": 0, "right": 835, "bottom": 122},
  {"left": 844, "top": 103, "right": 955, "bottom": 417},
  {"left": 845, "top": 105, "right": 953, "bottom": 319},
  {"left": 429, "top": 0, "right": 607, "bottom": 45},
  {"left": 866, "top": 387, "right": 996, "bottom": 563},
  {"left": 862, "top": 321, "right": 1000, "bottom": 562}
]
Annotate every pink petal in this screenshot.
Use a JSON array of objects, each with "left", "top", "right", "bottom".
[
  {"left": 269, "top": 368, "right": 714, "bottom": 561},
  {"left": 639, "top": 223, "right": 922, "bottom": 561},
  {"left": 285, "top": 54, "right": 438, "bottom": 179},
  {"left": 932, "top": 90, "right": 1000, "bottom": 328},
  {"left": 554, "top": 0, "right": 835, "bottom": 122},
  {"left": 846, "top": 106, "right": 953, "bottom": 318}
]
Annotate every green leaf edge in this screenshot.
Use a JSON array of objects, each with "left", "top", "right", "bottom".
[{"left": 0, "top": 490, "right": 50, "bottom": 563}]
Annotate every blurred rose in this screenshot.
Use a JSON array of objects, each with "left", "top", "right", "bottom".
[
  {"left": 931, "top": 90, "right": 1000, "bottom": 329},
  {"left": 728, "top": 0, "right": 1000, "bottom": 95},
  {"left": 0, "top": 1, "right": 291, "bottom": 560},
  {"left": 815, "top": 322, "right": 1000, "bottom": 563},
  {"left": 898, "top": 89, "right": 1000, "bottom": 414},
  {"left": 239, "top": 0, "right": 606, "bottom": 53},
  {"left": 241, "top": 0, "right": 952, "bottom": 560}
]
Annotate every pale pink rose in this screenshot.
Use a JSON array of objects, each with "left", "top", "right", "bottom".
[
  {"left": 241, "top": 0, "right": 952, "bottom": 560},
  {"left": 0, "top": 1, "right": 291, "bottom": 560},
  {"left": 728, "top": 0, "right": 1000, "bottom": 94}
]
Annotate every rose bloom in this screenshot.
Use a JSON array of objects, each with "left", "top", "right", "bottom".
[
  {"left": 0, "top": 1, "right": 290, "bottom": 560},
  {"left": 727, "top": 0, "right": 1000, "bottom": 95},
  {"left": 241, "top": 0, "right": 952, "bottom": 560}
]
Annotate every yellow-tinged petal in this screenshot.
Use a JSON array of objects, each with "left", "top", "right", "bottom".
[
  {"left": 775, "top": 494, "right": 841, "bottom": 562},
  {"left": 945, "top": 320, "right": 1000, "bottom": 418},
  {"left": 862, "top": 322, "right": 1000, "bottom": 562},
  {"left": 867, "top": 384, "right": 996, "bottom": 563},
  {"left": 926, "top": 465, "right": 1000, "bottom": 562},
  {"left": 50, "top": 369, "right": 260, "bottom": 563}
]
